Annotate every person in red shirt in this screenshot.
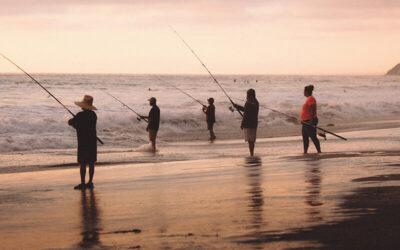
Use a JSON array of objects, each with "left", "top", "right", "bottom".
[{"left": 300, "top": 85, "right": 321, "bottom": 153}]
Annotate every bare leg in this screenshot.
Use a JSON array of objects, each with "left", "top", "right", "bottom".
[
  {"left": 249, "top": 141, "right": 255, "bottom": 156},
  {"left": 209, "top": 128, "right": 216, "bottom": 140},
  {"left": 309, "top": 128, "right": 321, "bottom": 153},
  {"left": 88, "top": 163, "right": 95, "bottom": 184},
  {"left": 80, "top": 164, "right": 86, "bottom": 184},
  {"left": 151, "top": 138, "right": 156, "bottom": 152},
  {"left": 302, "top": 125, "right": 309, "bottom": 154}
]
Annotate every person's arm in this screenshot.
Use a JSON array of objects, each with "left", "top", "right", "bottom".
[
  {"left": 146, "top": 109, "right": 153, "bottom": 131},
  {"left": 233, "top": 103, "right": 245, "bottom": 111},
  {"left": 68, "top": 114, "right": 79, "bottom": 129},
  {"left": 146, "top": 116, "right": 153, "bottom": 131},
  {"left": 202, "top": 106, "right": 207, "bottom": 113}
]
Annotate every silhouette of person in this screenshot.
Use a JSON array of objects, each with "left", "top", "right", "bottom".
[
  {"left": 300, "top": 85, "right": 321, "bottom": 153},
  {"left": 233, "top": 89, "right": 259, "bottom": 156},
  {"left": 68, "top": 95, "right": 98, "bottom": 190},
  {"left": 202, "top": 98, "right": 216, "bottom": 141},
  {"left": 141, "top": 97, "right": 160, "bottom": 152}
]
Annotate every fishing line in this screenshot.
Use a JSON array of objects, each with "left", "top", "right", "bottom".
[
  {"left": 171, "top": 27, "right": 243, "bottom": 117},
  {"left": 101, "top": 89, "right": 148, "bottom": 123},
  {"left": 0, "top": 53, "right": 105, "bottom": 144},
  {"left": 156, "top": 77, "right": 205, "bottom": 107}
]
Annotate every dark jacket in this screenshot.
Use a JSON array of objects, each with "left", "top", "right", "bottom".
[
  {"left": 236, "top": 99, "right": 259, "bottom": 128},
  {"left": 148, "top": 105, "right": 160, "bottom": 131},
  {"left": 68, "top": 110, "right": 97, "bottom": 164},
  {"left": 205, "top": 104, "right": 215, "bottom": 124}
]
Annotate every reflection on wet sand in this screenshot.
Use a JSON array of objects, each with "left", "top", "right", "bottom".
[
  {"left": 304, "top": 159, "right": 323, "bottom": 222},
  {"left": 78, "top": 189, "right": 102, "bottom": 248},
  {"left": 242, "top": 156, "right": 266, "bottom": 249},
  {"left": 243, "top": 157, "right": 264, "bottom": 230}
]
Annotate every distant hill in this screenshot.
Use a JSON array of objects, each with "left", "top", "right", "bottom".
[{"left": 386, "top": 63, "right": 400, "bottom": 75}]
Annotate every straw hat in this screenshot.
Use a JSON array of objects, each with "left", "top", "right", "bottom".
[{"left": 74, "top": 95, "right": 97, "bottom": 110}]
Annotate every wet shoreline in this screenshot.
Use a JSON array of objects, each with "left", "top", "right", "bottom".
[{"left": 0, "top": 149, "right": 399, "bottom": 248}]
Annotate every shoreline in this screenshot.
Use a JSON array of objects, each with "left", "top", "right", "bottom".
[{"left": 0, "top": 117, "right": 399, "bottom": 175}]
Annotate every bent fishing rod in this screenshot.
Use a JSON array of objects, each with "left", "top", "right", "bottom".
[
  {"left": 171, "top": 27, "right": 243, "bottom": 117},
  {"left": 157, "top": 77, "right": 206, "bottom": 107},
  {"left": 101, "top": 90, "right": 148, "bottom": 123},
  {"left": 232, "top": 97, "right": 347, "bottom": 141},
  {"left": 0, "top": 53, "right": 105, "bottom": 144}
]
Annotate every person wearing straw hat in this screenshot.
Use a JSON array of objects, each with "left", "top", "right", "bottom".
[
  {"left": 140, "top": 97, "right": 160, "bottom": 152},
  {"left": 68, "top": 95, "right": 98, "bottom": 190},
  {"left": 202, "top": 97, "right": 216, "bottom": 141}
]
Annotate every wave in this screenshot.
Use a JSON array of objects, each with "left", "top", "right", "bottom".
[{"left": 1, "top": 74, "right": 400, "bottom": 153}]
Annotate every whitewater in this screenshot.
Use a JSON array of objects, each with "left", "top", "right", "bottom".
[{"left": 0, "top": 74, "right": 399, "bottom": 154}]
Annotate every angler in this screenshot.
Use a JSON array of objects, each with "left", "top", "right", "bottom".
[
  {"left": 140, "top": 97, "right": 160, "bottom": 152},
  {"left": 202, "top": 98, "right": 216, "bottom": 141},
  {"left": 158, "top": 78, "right": 216, "bottom": 141},
  {"left": 68, "top": 95, "right": 98, "bottom": 190},
  {"left": 233, "top": 89, "right": 259, "bottom": 156},
  {"left": 300, "top": 85, "right": 321, "bottom": 154}
]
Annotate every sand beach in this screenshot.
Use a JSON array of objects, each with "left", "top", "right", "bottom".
[
  {"left": 1, "top": 0, "right": 400, "bottom": 247},
  {"left": 1, "top": 122, "right": 400, "bottom": 249}
]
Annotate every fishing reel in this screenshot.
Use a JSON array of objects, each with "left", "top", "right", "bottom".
[
  {"left": 137, "top": 117, "right": 142, "bottom": 121},
  {"left": 318, "top": 132, "right": 327, "bottom": 140},
  {"left": 229, "top": 106, "right": 235, "bottom": 112}
]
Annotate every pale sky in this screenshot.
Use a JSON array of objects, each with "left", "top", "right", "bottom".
[{"left": 0, "top": 0, "right": 399, "bottom": 75}]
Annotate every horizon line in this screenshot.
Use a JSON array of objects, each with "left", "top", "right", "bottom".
[{"left": 0, "top": 72, "right": 389, "bottom": 77}]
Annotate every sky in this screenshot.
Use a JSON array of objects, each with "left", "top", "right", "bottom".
[{"left": 0, "top": 0, "right": 399, "bottom": 75}]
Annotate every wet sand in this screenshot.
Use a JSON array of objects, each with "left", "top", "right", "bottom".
[{"left": 1, "top": 126, "right": 400, "bottom": 248}]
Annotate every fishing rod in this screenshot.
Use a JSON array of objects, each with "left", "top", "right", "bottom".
[
  {"left": 101, "top": 90, "right": 148, "bottom": 123},
  {"left": 0, "top": 53, "right": 105, "bottom": 144},
  {"left": 171, "top": 27, "right": 243, "bottom": 117},
  {"left": 157, "top": 77, "right": 206, "bottom": 107},
  {"left": 232, "top": 97, "right": 347, "bottom": 141},
  {"left": 232, "top": 97, "right": 297, "bottom": 123}
]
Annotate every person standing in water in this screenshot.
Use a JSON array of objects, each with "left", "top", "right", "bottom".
[
  {"left": 141, "top": 97, "right": 160, "bottom": 152},
  {"left": 233, "top": 89, "right": 259, "bottom": 156},
  {"left": 68, "top": 95, "right": 98, "bottom": 190},
  {"left": 300, "top": 85, "right": 321, "bottom": 154},
  {"left": 202, "top": 98, "right": 216, "bottom": 141}
]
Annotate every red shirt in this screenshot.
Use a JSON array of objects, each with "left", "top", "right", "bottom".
[{"left": 300, "top": 96, "right": 317, "bottom": 121}]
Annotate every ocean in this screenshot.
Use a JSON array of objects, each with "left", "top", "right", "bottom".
[
  {"left": 0, "top": 74, "right": 399, "bottom": 171},
  {"left": 2, "top": 74, "right": 400, "bottom": 249}
]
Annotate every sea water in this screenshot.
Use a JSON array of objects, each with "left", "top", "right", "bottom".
[
  {"left": 1, "top": 74, "right": 399, "bottom": 152},
  {"left": 0, "top": 74, "right": 399, "bottom": 155}
]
